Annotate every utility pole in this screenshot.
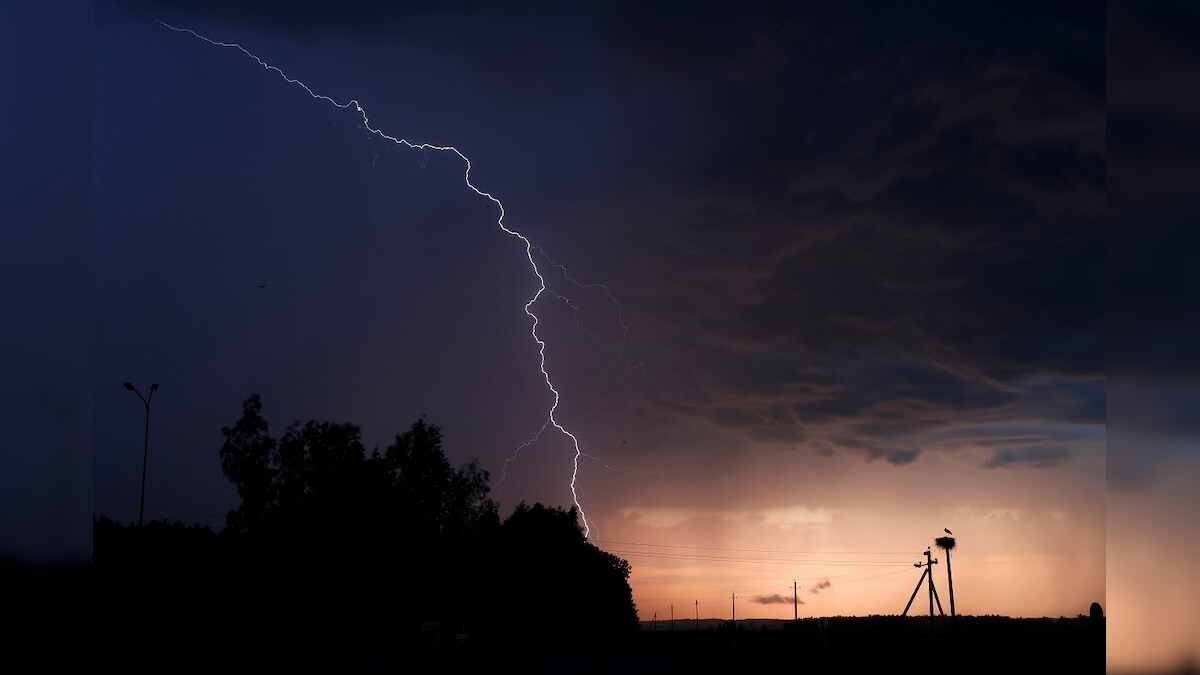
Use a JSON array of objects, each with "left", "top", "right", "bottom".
[
  {"left": 926, "top": 547, "right": 935, "bottom": 626},
  {"left": 793, "top": 580, "right": 799, "bottom": 622},
  {"left": 695, "top": 599, "right": 699, "bottom": 631},
  {"left": 903, "top": 546, "right": 946, "bottom": 630},
  {"left": 731, "top": 591, "right": 738, "bottom": 648},
  {"left": 670, "top": 604, "right": 674, "bottom": 632},
  {"left": 946, "top": 547, "right": 957, "bottom": 620}
]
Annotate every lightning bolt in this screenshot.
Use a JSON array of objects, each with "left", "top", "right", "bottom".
[{"left": 159, "top": 21, "right": 596, "bottom": 537}]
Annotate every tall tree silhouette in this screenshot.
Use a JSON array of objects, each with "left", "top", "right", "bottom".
[
  {"left": 486, "top": 503, "right": 639, "bottom": 647},
  {"left": 219, "top": 393, "right": 276, "bottom": 533},
  {"left": 379, "top": 416, "right": 455, "bottom": 534},
  {"left": 274, "top": 418, "right": 369, "bottom": 531}
]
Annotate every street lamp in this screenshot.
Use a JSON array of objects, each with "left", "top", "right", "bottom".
[{"left": 123, "top": 381, "right": 159, "bottom": 525}]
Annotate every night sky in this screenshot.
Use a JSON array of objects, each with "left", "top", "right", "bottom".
[{"left": 92, "top": 1, "right": 1104, "bottom": 626}]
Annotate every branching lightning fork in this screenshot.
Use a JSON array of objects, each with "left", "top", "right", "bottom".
[
  {"left": 499, "top": 420, "right": 550, "bottom": 487},
  {"left": 497, "top": 247, "right": 641, "bottom": 488},
  {"left": 499, "top": 421, "right": 625, "bottom": 488},
  {"left": 159, "top": 21, "right": 598, "bottom": 536},
  {"left": 534, "top": 245, "right": 644, "bottom": 377}
]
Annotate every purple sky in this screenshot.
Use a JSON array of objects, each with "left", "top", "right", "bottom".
[
  {"left": 13, "top": 2, "right": 1200, "bottom": 668},
  {"left": 27, "top": 4, "right": 1200, "bottom": 667},
  {"left": 83, "top": 0, "right": 1108, "bottom": 619}
]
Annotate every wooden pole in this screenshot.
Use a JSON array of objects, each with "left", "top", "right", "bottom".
[
  {"left": 926, "top": 548, "right": 935, "bottom": 629},
  {"left": 946, "top": 547, "right": 956, "bottom": 621}
]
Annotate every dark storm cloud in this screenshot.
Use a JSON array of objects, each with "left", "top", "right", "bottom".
[
  {"left": 113, "top": 0, "right": 464, "bottom": 36},
  {"left": 107, "top": 1, "right": 1104, "bottom": 471},
  {"left": 754, "top": 593, "right": 802, "bottom": 605},
  {"left": 110, "top": 0, "right": 611, "bottom": 100},
  {"left": 1106, "top": 2, "right": 1200, "bottom": 490},
  {"left": 866, "top": 447, "right": 920, "bottom": 467},
  {"left": 596, "top": 3, "right": 1105, "bottom": 466},
  {"left": 982, "top": 445, "right": 1071, "bottom": 470},
  {"left": 823, "top": 435, "right": 921, "bottom": 467}
]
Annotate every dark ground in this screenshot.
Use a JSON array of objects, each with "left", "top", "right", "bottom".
[
  {"left": 91, "top": 613, "right": 1102, "bottom": 674},
  {"left": 410, "top": 615, "right": 1105, "bottom": 675},
  {"left": 9, "top": 562, "right": 1102, "bottom": 673}
]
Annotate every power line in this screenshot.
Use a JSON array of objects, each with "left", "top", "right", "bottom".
[
  {"left": 640, "top": 565, "right": 920, "bottom": 617},
  {"left": 593, "top": 539, "right": 917, "bottom": 556},
  {"left": 636, "top": 563, "right": 915, "bottom": 605},
  {"left": 605, "top": 549, "right": 915, "bottom": 566},
  {"left": 836, "top": 566, "right": 915, "bottom": 586}
]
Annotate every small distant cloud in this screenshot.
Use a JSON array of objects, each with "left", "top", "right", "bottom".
[
  {"left": 809, "top": 578, "right": 832, "bottom": 594},
  {"left": 872, "top": 448, "right": 920, "bottom": 465},
  {"left": 831, "top": 436, "right": 922, "bottom": 466},
  {"left": 983, "top": 445, "right": 1070, "bottom": 470},
  {"left": 753, "top": 593, "right": 804, "bottom": 605},
  {"left": 986, "top": 508, "right": 1024, "bottom": 521}
]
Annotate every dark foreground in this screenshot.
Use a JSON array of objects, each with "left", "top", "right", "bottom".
[
  {"left": 14, "top": 565, "right": 1100, "bottom": 672},
  {"left": 95, "top": 614, "right": 1102, "bottom": 674}
]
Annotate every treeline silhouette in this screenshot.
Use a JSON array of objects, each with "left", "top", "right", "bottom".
[{"left": 95, "top": 394, "right": 638, "bottom": 667}]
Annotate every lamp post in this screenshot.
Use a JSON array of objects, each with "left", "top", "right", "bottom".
[{"left": 123, "top": 381, "right": 158, "bottom": 525}]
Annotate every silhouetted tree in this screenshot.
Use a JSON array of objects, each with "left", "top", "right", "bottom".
[
  {"left": 98, "top": 395, "right": 637, "bottom": 658},
  {"left": 219, "top": 393, "right": 276, "bottom": 533},
  {"left": 214, "top": 395, "right": 509, "bottom": 647},
  {"left": 220, "top": 398, "right": 499, "bottom": 543},
  {"left": 484, "top": 503, "right": 639, "bottom": 648},
  {"left": 378, "top": 416, "right": 455, "bottom": 534},
  {"left": 447, "top": 458, "right": 499, "bottom": 538}
]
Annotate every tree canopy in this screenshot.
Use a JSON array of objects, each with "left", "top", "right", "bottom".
[
  {"left": 219, "top": 394, "right": 498, "bottom": 542},
  {"left": 97, "top": 393, "right": 639, "bottom": 654}
]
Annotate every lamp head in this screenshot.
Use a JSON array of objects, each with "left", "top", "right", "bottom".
[{"left": 122, "top": 382, "right": 135, "bottom": 391}]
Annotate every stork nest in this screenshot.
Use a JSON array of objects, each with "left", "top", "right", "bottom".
[{"left": 935, "top": 536, "right": 956, "bottom": 551}]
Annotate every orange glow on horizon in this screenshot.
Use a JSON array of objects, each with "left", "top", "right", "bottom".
[{"left": 578, "top": 444, "right": 1105, "bottom": 624}]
